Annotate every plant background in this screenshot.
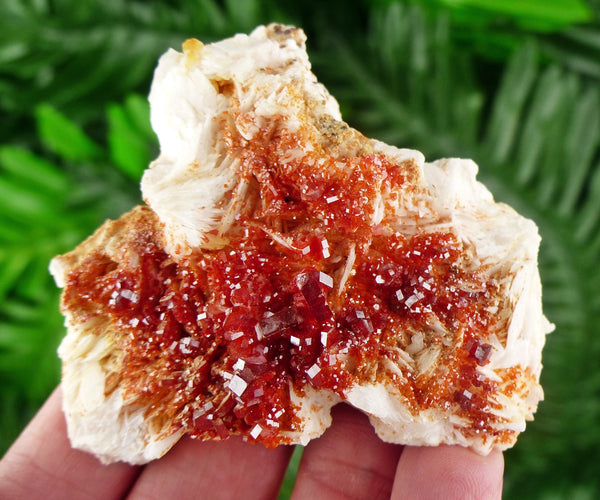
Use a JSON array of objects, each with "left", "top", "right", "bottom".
[{"left": 1, "top": 0, "right": 599, "bottom": 498}]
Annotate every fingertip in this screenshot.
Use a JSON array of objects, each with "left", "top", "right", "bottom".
[
  {"left": 392, "top": 445, "right": 504, "bottom": 500},
  {"left": 291, "top": 405, "right": 403, "bottom": 500}
]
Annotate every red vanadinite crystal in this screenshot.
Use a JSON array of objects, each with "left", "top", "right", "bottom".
[{"left": 63, "top": 127, "right": 506, "bottom": 446}]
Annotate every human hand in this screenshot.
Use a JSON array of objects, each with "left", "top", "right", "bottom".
[{"left": 0, "top": 386, "right": 503, "bottom": 499}]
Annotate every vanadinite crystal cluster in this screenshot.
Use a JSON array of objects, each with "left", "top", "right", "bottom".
[{"left": 51, "top": 24, "right": 551, "bottom": 464}]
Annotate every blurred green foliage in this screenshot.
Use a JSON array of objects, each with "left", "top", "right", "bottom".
[{"left": 1, "top": 1, "right": 600, "bottom": 498}]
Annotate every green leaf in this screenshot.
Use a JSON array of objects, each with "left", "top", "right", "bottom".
[
  {"left": 107, "top": 101, "right": 153, "bottom": 181},
  {"left": 483, "top": 42, "right": 539, "bottom": 165},
  {"left": 557, "top": 87, "right": 600, "bottom": 215},
  {"left": 0, "top": 297, "right": 63, "bottom": 401},
  {"left": 514, "top": 65, "right": 566, "bottom": 186},
  {"left": 541, "top": 25, "right": 600, "bottom": 80},
  {"left": 35, "top": 103, "right": 101, "bottom": 161},
  {"left": 123, "top": 93, "right": 155, "bottom": 141},
  {"left": 277, "top": 446, "right": 303, "bottom": 499},
  {"left": 0, "top": 145, "right": 71, "bottom": 195},
  {"left": 0, "top": 252, "right": 30, "bottom": 302},
  {"left": 447, "top": 0, "right": 591, "bottom": 26},
  {"left": 575, "top": 161, "right": 600, "bottom": 244},
  {"left": 0, "top": 176, "right": 59, "bottom": 223},
  {"left": 406, "top": 0, "right": 593, "bottom": 31}
]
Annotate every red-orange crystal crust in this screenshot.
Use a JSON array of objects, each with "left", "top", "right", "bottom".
[{"left": 60, "top": 128, "right": 525, "bottom": 449}]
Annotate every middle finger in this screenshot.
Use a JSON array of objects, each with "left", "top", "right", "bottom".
[{"left": 291, "top": 404, "right": 403, "bottom": 500}]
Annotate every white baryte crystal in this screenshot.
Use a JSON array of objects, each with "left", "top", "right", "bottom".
[{"left": 228, "top": 374, "right": 248, "bottom": 397}]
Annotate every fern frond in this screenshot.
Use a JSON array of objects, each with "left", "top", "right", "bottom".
[
  {"left": 557, "top": 86, "right": 600, "bottom": 214},
  {"left": 542, "top": 24, "right": 600, "bottom": 79},
  {"left": 317, "top": 3, "right": 480, "bottom": 158},
  {"left": 0, "top": 0, "right": 263, "bottom": 137},
  {"left": 575, "top": 162, "right": 600, "bottom": 245},
  {"left": 482, "top": 41, "right": 539, "bottom": 165}
]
